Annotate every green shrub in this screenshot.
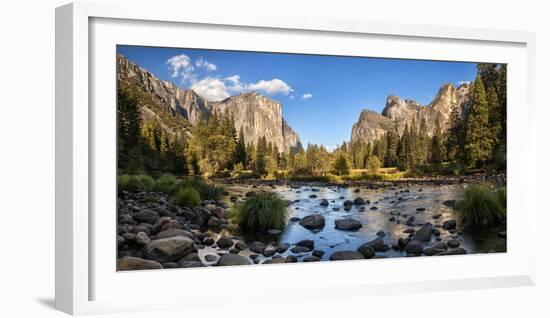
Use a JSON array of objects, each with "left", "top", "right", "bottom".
[
  {"left": 153, "top": 174, "right": 178, "bottom": 194},
  {"left": 175, "top": 177, "right": 224, "bottom": 200},
  {"left": 230, "top": 191, "right": 288, "bottom": 232},
  {"left": 118, "top": 174, "right": 154, "bottom": 193},
  {"left": 172, "top": 187, "right": 201, "bottom": 207},
  {"left": 454, "top": 184, "right": 506, "bottom": 229}
]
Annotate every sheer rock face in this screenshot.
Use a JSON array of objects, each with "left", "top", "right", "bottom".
[
  {"left": 351, "top": 83, "right": 472, "bottom": 145},
  {"left": 350, "top": 110, "right": 395, "bottom": 146},
  {"left": 210, "top": 92, "right": 303, "bottom": 152},
  {"left": 117, "top": 55, "right": 302, "bottom": 153},
  {"left": 117, "top": 55, "right": 209, "bottom": 126}
]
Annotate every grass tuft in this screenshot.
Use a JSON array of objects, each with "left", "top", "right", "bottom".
[
  {"left": 454, "top": 184, "right": 506, "bottom": 229},
  {"left": 230, "top": 191, "right": 288, "bottom": 232},
  {"left": 172, "top": 187, "right": 201, "bottom": 208}
]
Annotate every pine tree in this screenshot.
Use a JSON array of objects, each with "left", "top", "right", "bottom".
[
  {"left": 385, "top": 128, "right": 398, "bottom": 167},
  {"left": 235, "top": 126, "right": 247, "bottom": 166},
  {"left": 486, "top": 84, "right": 501, "bottom": 152},
  {"left": 446, "top": 103, "right": 463, "bottom": 162},
  {"left": 464, "top": 75, "right": 493, "bottom": 167},
  {"left": 418, "top": 118, "right": 429, "bottom": 164},
  {"left": 253, "top": 136, "right": 268, "bottom": 177}
]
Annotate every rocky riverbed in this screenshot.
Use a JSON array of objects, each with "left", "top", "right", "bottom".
[{"left": 117, "top": 182, "right": 506, "bottom": 271}]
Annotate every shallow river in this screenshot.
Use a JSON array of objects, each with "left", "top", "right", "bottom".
[{"left": 199, "top": 183, "right": 504, "bottom": 264}]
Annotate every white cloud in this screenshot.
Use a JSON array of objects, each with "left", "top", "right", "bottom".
[
  {"left": 289, "top": 95, "right": 295, "bottom": 99},
  {"left": 195, "top": 57, "right": 217, "bottom": 71},
  {"left": 302, "top": 93, "right": 313, "bottom": 99},
  {"left": 247, "top": 79, "right": 293, "bottom": 95},
  {"left": 190, "top": 77, "right": 230, "bottom": 102},
  {"left": 225, "top": 75, "right": 244, "bottom": 92},
  {"left": 166, "top": 54, "right": 194, "bottom": 79}
]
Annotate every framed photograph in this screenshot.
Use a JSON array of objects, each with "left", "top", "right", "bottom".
[{"left": 56, "top": 1, "right": 537, "bottom": 315}]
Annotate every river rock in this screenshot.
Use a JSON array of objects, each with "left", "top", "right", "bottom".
[
  {"left": 356, "top": 244, "right": 375, "bottom": 259},
  {"left": 329, "top": 250, "right": 365, "bottom": 261},
  {"left": 133, "top": 209, "right": 159, "bottom": 224},
  {"left": 263, "top": 248, "right": 276, "bottom": 257},
  {"left": 442, "top": 200, "right": 456, "bottom": 207},
  {"left": 303, "top": 256, "right": 321, "bottom": 262},
  {"left": 179, "top": 261, "right": 206, "bottom": 268},
  {"left": 216, "top": 236, "right": 234, "bottom": 249},
  {"left": 291, "top": 246, "right": 312, "bottom": 253},
  {"left": 207, "top": 216, "right": 222, "bottom": 227},
  {"left": 204, "top": 254, "right": 217, "bottom": 262},
  {"left": 398, "top": 237, "right": 411, "bottom": 249},
  {"left": 312, "top": 250, "right": 325, "bottom": 258},
  {"left": 353, "top": 197, "right": 365, "bottom": 205},
  {"left": 376, "top": 231, "right": 386, "bottom": 237},
  {"left": 299, "top": 214, "right": 326, "bottom": 230},
  {"left": 436, "top": 248, "right": 467, "bottom": 256},
  {"left": 290, "top": 217, "right": 301, "bottom": 222},
  {"left": 117, "top": 256, "right": 162, "bottom": 271},
  {"left": 343, "top": 200, "right": 353, "bottom": 207},
  {"left": 416, "top": 207, "right": 426, "bottom": 212},
  {"left": 235, "top": 242, "right": 248, "bottom": 250},
  {"left": 245, "top": 191, "right": 256, "bottom": 198},
  {"left": 404, "top": 240, "right": 423, "bottom": 255},
  {"left": 217, "top": 253, "right": 250, "bottom": 266},
  {"left": 156, "top": 229, "right": 194, "bottom": 240},
  {"left": 135, "top": 232, "right": 151, "bottom": 246},
  {"left": 276, "top": 243, "right": 290, "bottom": 253},
  {"left": 210, "top": 206, "right": 224, "bottom": 219},
  {"left": 285, "top": 255, "right": 298, "bottom": 263},
  {"left": 359, "top": 237, "right": 385, "bottom": 251},
  {"left": 447, "top": 240, "right": 461, "bottom": 248},
  {"left": 143, "top": 236, "right": 196, "bottom": 262},
  {"left": 413, "top": 226, "right": 432, "bottom": 242},
  {"left": 443, "top": 220, "right": 457, "bottom": 230},
  {"left": 119, "top": 214, "right": 136, "bottom": 225},
  {"left": 320, "top": 199, "right": 329, "bottom": 206},
  {"left": 423, "top": 242, "right": 448, "bottom": 256},
  {"left": 335, "top": 218, "right": 363, "bottom": 231},
  {"left": 249, "top": 241, "right": 266, "bottom": 254},
  {"left": 295, "top": 239, "right": 315, "bottom": 249}
]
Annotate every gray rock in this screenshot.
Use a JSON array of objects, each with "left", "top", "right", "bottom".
[
  {"left": 299, "top": 214, "right": 326, "bottom": 230},
  {"left": 334, "top": 218, "right": 362, "bottom": 231},
  {"left": 290, "top": 217, "right": 301, "bottom": 222},
  {"left": 359, "top": 237, "right": 385, "bottom": 252},
  {"left": 216, "top": 236, "right": 234, "bottom": 249},
  {"left": 447, "top": 240, "right": 461, "bottom": 248},
  {"left": 353, "top": 197, "right": 365, "bottom": 205},
  {"left": 356, "top": 244, "right": 375, "bottom": 259},
  {"left": 423, "top": 242, "right": 448, "bottom": 256},
  {"left": 143, "top": 236, "right": 196, "bottom": 262},
  {"left": 249, "top": 241, "right": 266, "bottom": 254},
  {"left": 302, "top": 256, "right": 321, "bottom": 262},
  {"left": 263, "top": 248, "right": 276, "bottom": 257},
  {"left": 312, "top": 250, "right": 325, "bottom": 258},
  {"left": 133, "top": 209, "right": 159, "bottom": 224},
  {"left": 135, "top": 232, "right": 151, "bottom": 246},
  {"left": 436, "top": 248, "right": 467, "bottom": 256},
  {"left": 413, "top": 226, "right": 432, "bottom": 242},
  {"left": 285, "top": 255, "right": 298, "bottom": 263},
  {"left": 291, "top": 246, "right": 312, "bottom": 253},
  {"left": 443, "top": 219, "right": 457, "bottom": 230},
  {"left": 204, "top": 254, "right": 217, "bottom": 262},
  {"left": 217, "top": 253, "right": 250, "bottom": 266},
  {"left": 275, "top": 243, "right": 290, "bottom": 253},
  {"left": 295, "top": 239, "right": 315, "bottom": 249},
  {"left": 320, "top": 199, "right": 329, "bottom": 206},
  {"left": 156, "top": 229, "right": 194, "bottom": 240},
  {"left": 117, "top": 256, "right": 162, "bottom": 271},
  {"left": 179, "top": 261, "right": 205, "bottom": 268},
  {"left": 235, "top": 242, "right": 248, "bottom": 250},
  {"left": 329, "top": 250, "right": 365, "bottom": 261},
  {"left": 404, "top": 240, "right": 423, "bottom": 255}
]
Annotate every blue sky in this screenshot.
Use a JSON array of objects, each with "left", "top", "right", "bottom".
[{"left": 117, "top": 45, "right": 477, "bottom": 149}]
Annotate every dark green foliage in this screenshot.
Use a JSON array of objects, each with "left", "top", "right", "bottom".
[
  {"left": 253, "top": 136, "right": 268, "bottom": 177},
  {"left": 430, "top": 117, "right": 444, "bottom": 163},
  {"left": 235, "top": 126, "right": 247, "bottom": 167},
  {"left": 464, "top": 76, "right": 493, "bottom": 168},
  {"left": 332, "top": 153, "right": 350, "bottom": 176},
  {"left": 172, "top": 187, "right": 201, "bottom": 207},
  {"left": 230, "top": 191, "right": 288, "bottom": 232},
  {"left": 117, "top": 174, "right": 155, "bottom": 193},
  {"left": 454, "top": 184, "right": 506, "bottom": 229}
]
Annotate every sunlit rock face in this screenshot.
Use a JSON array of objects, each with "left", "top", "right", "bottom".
[
  {"left": 351, "top": 83, "right": 472, "bottom": 145},
  {"left": 117, "top": 55, "right": 302, "bottom": 153}
]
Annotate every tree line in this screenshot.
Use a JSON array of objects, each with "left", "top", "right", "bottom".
[{"left": 117, "top": 63, "right": 506, "bottom": 178}]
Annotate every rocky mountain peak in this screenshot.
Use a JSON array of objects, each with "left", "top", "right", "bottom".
[
  {"left": 117, "top": 54, "right": 302, "bottom": 153},
  {"left": 351, "top": 82, "right": 473, "bottom": 145}
]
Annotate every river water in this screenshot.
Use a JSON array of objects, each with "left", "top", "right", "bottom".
[{"left": 199, "top": 183, "right": 505, "bottom": 264}]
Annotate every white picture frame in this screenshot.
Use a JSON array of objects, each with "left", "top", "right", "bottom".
[{"left": 55, "top": 1, "right": 537, "bottom": 315}]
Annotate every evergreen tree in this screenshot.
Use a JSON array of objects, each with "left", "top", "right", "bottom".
[
  {"left": 332, "top": 152, "right": 350, "bottom": 176},
  {"left": 464, "top": 75, "right": 493, "bottom": 167},
  {"left": 235, "top": 126, "right": 247, "bottom": 167},
  {"left": 486, "top": 84, "right": 502, "bottom": 152},
  {"left": 446, "top": 103, "right": 463, "bottom": 162},
  {"left": 253, "top": 136, "right": 268, "bottom": 177},
  {"left": 418, "top": 118, "right": 429, "bottom": 164},
  {"left": 385, "top": 128, "right": 398, "bottom": 167}
]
